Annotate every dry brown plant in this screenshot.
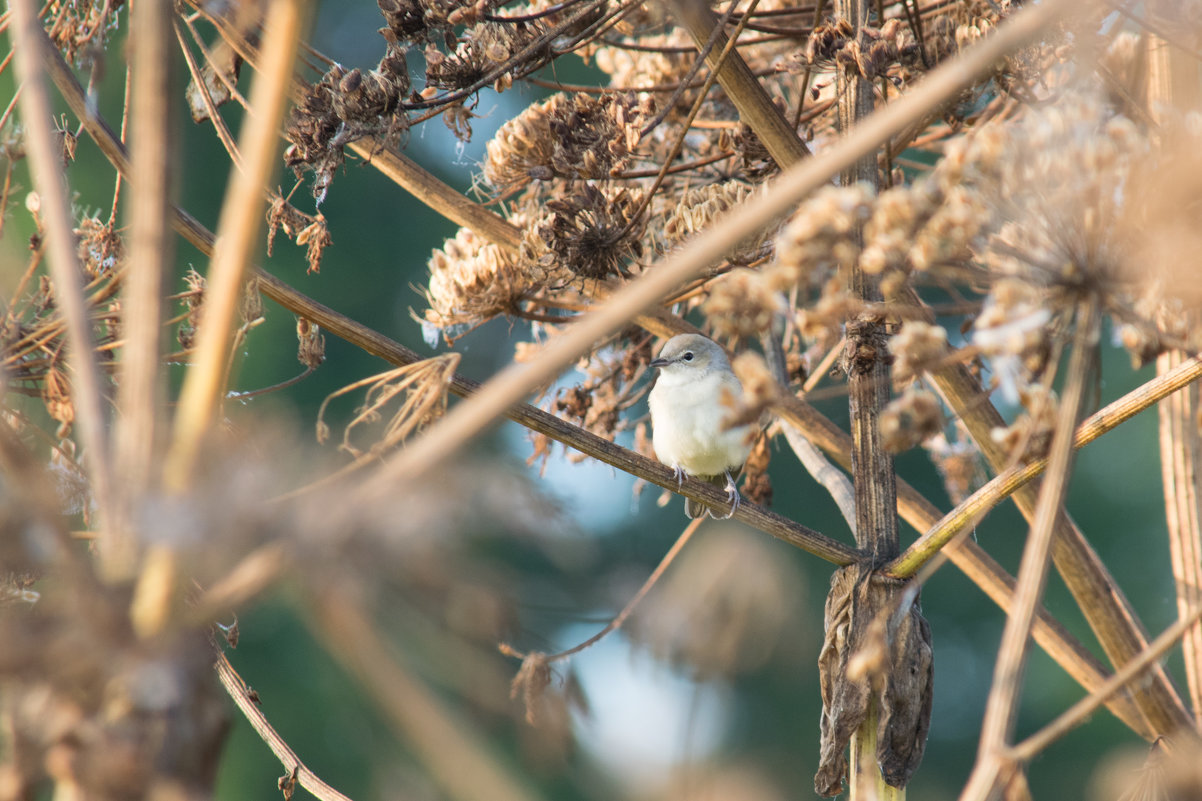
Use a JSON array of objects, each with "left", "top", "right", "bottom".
[{"left": 2, "top": 0, "right": 1202, "bottom": 799}]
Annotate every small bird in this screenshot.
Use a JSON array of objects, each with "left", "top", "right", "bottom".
[{"left": 648, "top": 334, "right": 753, "bottom": 519}]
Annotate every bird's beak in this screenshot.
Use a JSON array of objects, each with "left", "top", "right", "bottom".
[{"left": 650, "top": 357, "right": 670, "bottom": 369}]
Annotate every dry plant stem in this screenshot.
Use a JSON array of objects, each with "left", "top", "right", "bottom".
[
  {"left": 1159, "top": 353, "right": 1202, "bottom": 723},
  {"left": 166, "top": 0, "right": 304, "bottom": 490},
  {"left": 837, "top": 0, "right": 900, "bottom": 792},
  {"left": 668, "top": 0, "right": 811, "bottom": 164},
  {"left": 782, "top": 422, "right": 858, "bottom": 534},
  {"left": 349, "top": 141, "right": 524, "bottom": 252},
  {"left": 174, "top": 19, "right": 243, "bottom": 169},
  {"left": 112, "top": 0, "right": 175, "bottom": 579},
  {"left": 1009, "top": 604, "right": 1202, "bottom": 763},
  {"left": 961, "top": 302, "right": 1100, "bottom": 801},
  {"left": 892, "top": 355, "right": 1202, "bottom": 578},
  {"left": 837, "top": 0, "right": 895, "bottom": 559},
  {"left": 763, "top": 329, "right": 857, "bottom": 534},
  {"left": 9, "top": 0, "right": 114, "bottom": 540},
  {"left": 215, "top": 653, "right": 355, "bottom": 801},
  {"left": 363, "top": 0, "right": 1075, "bottom": 492},
  {"left": 308, "top": 585, "right": 548, "bottom": 801},
  {"left": 1147, "top": 29, "right": 1202, "bottom": 726}
]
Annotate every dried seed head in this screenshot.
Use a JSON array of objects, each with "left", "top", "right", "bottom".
[
  {"left": 525, "top": 183, "right": 645, "bottom": 281},
  {"left": 663, "top": 182, "right": 775, "bottom": 263},
  {"left": 704, "top": 269, "right": 785, "bottom": 341},
  {"left": 75, "top": 217, "right": 124, "bottom": 278},
  {"left": 990, "top": 385, "right": 1058, "bottom": 462},
  {"left": 890, "top": 321, "right": 948, "bottom": 380},
  {"left": 924, "top": 430, "right": 983, "bottom": 505},
  {"left": 296, "top": 317, "right": 326, "bottom": 369},
  {"left": 770, "top": 183, "right": 874, "bottom": 291},
  {"left": 730, "top": 351, "right": 779, "bottom": 428},
  {"left": 425, "top": 223, "right": 538, "bottom": 331},
  {"left": 880, "top": 387, "right": 944, "bottom": 453},
  {"left": 483, "top": 93, "right": 650, "bottom": 191}
]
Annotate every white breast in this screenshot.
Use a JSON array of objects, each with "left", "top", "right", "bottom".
[{"left": 649, "top": 369, "right": 752, "bottom": 477}]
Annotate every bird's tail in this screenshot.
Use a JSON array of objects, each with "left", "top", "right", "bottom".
[{"left": 685, "top": 474, "right": 732, "bottom": 519}]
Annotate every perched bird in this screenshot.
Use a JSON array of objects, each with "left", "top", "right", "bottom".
[{"left": 648, "top": 334, "right": 753, "bottom": 519}]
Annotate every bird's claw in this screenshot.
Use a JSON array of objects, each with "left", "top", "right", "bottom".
[
  {"left": 717, "top": 471, "right": 741, "bottom": 520},
  {"left": 672, "top": 464, "right": 686, "bottom": 489}
]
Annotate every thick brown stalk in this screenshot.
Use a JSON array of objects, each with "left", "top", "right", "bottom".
[
  {"left": 832, "top": 0, "right": 902, "bottom": 794},
  {"left": 668, "top": 0, "right": 811, "bottom": 166}
]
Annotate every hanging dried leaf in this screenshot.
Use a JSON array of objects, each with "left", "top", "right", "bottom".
[{"left": 815, "top": 563, "right": 933, "bottom": 796}]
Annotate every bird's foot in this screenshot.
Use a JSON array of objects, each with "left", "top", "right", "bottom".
[
  {"left": 715, "top": 471, "right": 741, "bottom": 520},
  {"left": 672, "top": 464, "right": 686, "bottom": 489}
]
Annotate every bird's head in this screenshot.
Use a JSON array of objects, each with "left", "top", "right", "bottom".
[{"left": 650, "top": 334, "right": 731, "bottom": 376}]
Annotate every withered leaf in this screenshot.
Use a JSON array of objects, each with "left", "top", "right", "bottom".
[{"left": 815, "top": 563, "right": 933, "bottom": 796}]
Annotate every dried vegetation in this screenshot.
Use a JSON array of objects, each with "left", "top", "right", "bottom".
[{"left": 3, "top": 0, "right": 1202, "bottom": 799}]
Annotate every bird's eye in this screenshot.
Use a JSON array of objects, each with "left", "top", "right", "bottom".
[{"left": 682, "top": 352, "right": 694, "bottom": 361}]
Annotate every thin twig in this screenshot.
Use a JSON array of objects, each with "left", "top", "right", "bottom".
[
  {"left": 306, "top": 585, "right": 549, "bottom": 801},
  {"left": 502, "top": 517, "right": 705, "bottom": 663},
  {"left": 215, "top": 652, "right": 356, "bottom": 801}
]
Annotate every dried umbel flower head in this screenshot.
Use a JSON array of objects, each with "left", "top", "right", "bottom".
[
  {"left": 663, "top": 182, "right": 775, "bottom": 264},
  {"left": 770, "top": 182, "right": 874, "bottom": 291},
  {"left": 527, "top": 183, "right": 645, "bottom": 281},
  {"left": 924, "top": 430, "right": 983, "bottom": 505},
  {"left": 890, "top": 321, "right": 948, "bottom": 381},
  {"left": 592, "top": 29, "right": 695, "bottom": 96},
  {"left": 963, "top": 95, "right": 1146, "bottom": 290},
  {"left": 177, "top": 269, "right": 206, "bottom": 351},
  {"left": 703, "top": 269, "right": 785, "bottom": 341},
  {"left": 284, "top": 47, "right": 411, "bottom": 203},
  {"left": 860, "top": 183, "right": 939, "bottom": 276},
  {"left": 425, "top": 224, "right": 536, "bottom": 331},
  {"left": 879, "top": 387, "right": 944, "bottom": 453},
  {"left": 75, "top": 216, "right": 123, "bottom": 278},
  {"left": 425, "top": 18, "right": 547, "bottom": 93},
  {"left": 729, "top": 351, "right": 779, "bottom": 429},
  {"left": 795, "top": 279, "right": 858, "bottom": 349},
  {"left": 991, "top": 385, "right": 1058, "bottom": 462},
  {"left": 973, "top": 278, "right": 1053, "bottom": 405},
  {"left": 482, "top": 93, "right": 649, "bottom": 191}
]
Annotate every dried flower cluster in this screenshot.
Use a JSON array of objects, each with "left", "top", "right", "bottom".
[{"left": 483, "top": 93, "right": 651, "bottom": 190}]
